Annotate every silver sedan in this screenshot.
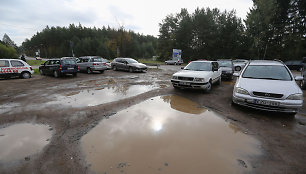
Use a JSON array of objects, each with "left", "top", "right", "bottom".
[{"left": 232, "top": 60, "right": 303, "bottom": 115}]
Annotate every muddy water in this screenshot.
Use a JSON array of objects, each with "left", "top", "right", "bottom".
[
  {"left": 0, "top": 123, "right": 52, "bottom": 162},
  {"left": 81, "top": 95, "right": 261, "bottom": 174},
  {"left": 48, "top": 85, "right": 158, "bottom": 107}
]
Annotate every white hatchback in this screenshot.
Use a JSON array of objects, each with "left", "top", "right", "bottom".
[
  {"left": 0, "top": 59, "right": 34, "bottom": 79},
  {"left": 232, "top": 60, "right": 303, "bottom": 115}
]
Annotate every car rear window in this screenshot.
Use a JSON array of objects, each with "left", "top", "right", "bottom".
[
  {"left": 0, "top": 60, "right": 9, "bottom": 67},
  {"left": 242, "top": 65, "right": 292, "bottom": 81},
  {"left": 62, "top": 59, "right": 76, "bottom": 65},
  {"left": 91, "top": 58, "right": 103, "bottom": 62}
]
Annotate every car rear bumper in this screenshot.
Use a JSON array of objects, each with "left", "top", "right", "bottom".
[
  {"left": 61, "top": 69, "right": 77, "bottom": 74},
  {"left": 232, "top": 93, "right": 302, "bottom": 113},
  {"left": 91, "top": 66, "right": 107, "bottom": 71},
  {"left": 171, "top": 80, "right": 209, "bottom": 90}
]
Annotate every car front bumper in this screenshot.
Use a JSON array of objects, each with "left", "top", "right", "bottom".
[
  {"left": 171, "top": 80, "right": 210, "bottom": 90},
  {"left": 232, "top": 93, "right": 303, "bottom": 113}
]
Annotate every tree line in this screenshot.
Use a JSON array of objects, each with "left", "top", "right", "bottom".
[
  {"left": 21, "top": 24, "right": 157, "bottom": 59},
  {"left": 158, "top": 0, "right": 305, "bottom": 62}
]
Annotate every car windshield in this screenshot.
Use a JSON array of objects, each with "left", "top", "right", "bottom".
[
  {"left": 62, "top": 59, "right": 76, "bottom": 65},
  {"left": 242, "top": 65, "right": 292, "bottom": 81},
  {"left": 218, "top": 61, "right": 232, "bottom": 67},
  {"left": 126, "top": 59, "right": 138, "bottom": 64},
  {"left": 184, "top": 62, "right": 211, "bottom": 71}
]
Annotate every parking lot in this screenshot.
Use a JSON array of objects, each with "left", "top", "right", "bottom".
[{"left": 0, "top": 65, "right": 306, "bottom": 174}]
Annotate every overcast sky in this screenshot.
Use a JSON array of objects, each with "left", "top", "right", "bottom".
[{"left": 0, "top": 0, "right": 253, "bottom": 46}]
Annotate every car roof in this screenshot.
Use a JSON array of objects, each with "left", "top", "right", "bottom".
[
  {"left": 191, "top": 60, "right": 215, "bottom": 63},
  {"left": 0, "top": 59, "right": 23, "bottom": 61},
  {"left": 249, "top": 60, "right": 284, "bottom": 66}
]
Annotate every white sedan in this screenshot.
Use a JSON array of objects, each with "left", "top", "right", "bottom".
[{"left": 171, "top": 61, "right": 222, "bottom": 92}]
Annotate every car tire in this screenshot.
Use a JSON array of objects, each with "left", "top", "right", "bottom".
[
  {"left": 300, "top": 78, "right": 306, "bottom": 90},
  {"left": 21, "top": 72, "right": 31, "bottom": 79},
  {"left": 87, "top": 68, "right": 92, "bottom": 74},
  {"left": 129, "top": 67, "right": 133, "bottom": 73},
  {"left": 54, "top": 71, "right": 60, "bottom": 78},
  {"left": 39, "top": 69, "right": 44, "bottom": 75},
  {"left": 99, "top": 70, "right": 104, "bottom": 73},
  {"left": 205, "top": 81, "right": 212, "bottom": 92},
  {"left": 113, "top": 66, "right": 117, "bottom": 71},
  {"left": 235, "top": 66, "right": 241, "bottom": 71}
]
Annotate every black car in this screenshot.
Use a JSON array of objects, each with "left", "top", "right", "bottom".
[
  {"left": 217, "top": 59, "right": 234, "bottom": 80},
  {"left": 39, "top": 57, "right": 78, "bottom": 77},
  {"left": 284, "top": 60, "right": 303, "bottom": 71},
  {"left": 111, "top": 58, "right": 147, "bottom": 72}
]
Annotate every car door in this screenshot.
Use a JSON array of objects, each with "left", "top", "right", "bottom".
[
  {"left": 41, "top": 60, "right": 51, "bottom": 75},
  {"left": 0, "top": 60, "right": 11, "bottom": 77},
  {"left": 211, "top": 62, "right": 220, "bottom": 82}
]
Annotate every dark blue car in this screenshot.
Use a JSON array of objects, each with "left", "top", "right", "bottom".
[{"left": 39, "top": 57, "right": 78, "bottom": 78}]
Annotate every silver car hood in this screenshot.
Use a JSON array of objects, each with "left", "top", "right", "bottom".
[{"left": 236, "top": 78, "right": 302, "bottom": 95}]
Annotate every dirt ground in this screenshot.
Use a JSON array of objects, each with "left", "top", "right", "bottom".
[{"left": 0, "top": 65, "right": 306, "bottom": 174}]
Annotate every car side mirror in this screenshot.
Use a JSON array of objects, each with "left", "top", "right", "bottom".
[
  {"left": 181, "top": 67, "right": 185, "bottom": 69},
  {"left": 233, "top": 72, "right": 240, "bottom": 77},
  {"left": 294, "top": 76, "right": 303, "bottom": 81}
]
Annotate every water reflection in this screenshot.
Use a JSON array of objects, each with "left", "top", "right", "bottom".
[
  {"left": 81, "top": 95, "right": 261, "bottom": 174},
  {"left": 48, "top": 85, "right": 158, "bottom": 107},
  {"left": 0, "top": 123, "right": 52, "bottom": 162}
]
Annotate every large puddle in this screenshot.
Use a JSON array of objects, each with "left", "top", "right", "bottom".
[
  {"left": 48, "top": 85, "right": 158, "bottom": 107},
  {"left": 0, "top": 123, "right": 52, "bottom": 162},
  {"left": 81, "top": 95, "right": 261, "bottom": 174}
]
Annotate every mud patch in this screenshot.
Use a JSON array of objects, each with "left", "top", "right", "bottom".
[
  {"left": 81, "top": 95, "right": 261, "bottom": 174},
  {"left": 0, "top": 123, "right": 52, "bottom": 162},
  {"left": 0, "top": 103, "right": 20, "bottom": 114},
  {"left": 48, "top": 85, "right": 159, "bottom": 107}
]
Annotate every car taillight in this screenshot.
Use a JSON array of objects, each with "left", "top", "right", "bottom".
[
  {"left": 59, "top": 64, "right": 62, "bottom": 70},
  {"left": 93, "top": 63, "right": 97, "bottom": 66},
  {"left": 30, "top": 67, "right": 33, "bottom": 70},
  {"left": 77, "top": 65, "right": 79, "bottom": 70},
  {"left": 103, "top": 63, "right": 106, "bottom": 66}
]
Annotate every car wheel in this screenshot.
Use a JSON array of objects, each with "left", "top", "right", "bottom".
[
  {"left": 99, "top": 70, "right": 104, "bottom": 73},
  {"left": 87, "top": 68, "right": 92, "bottom": 74},
  {"left": 300, "top": 78, "right": 306, "bottom": 90},
  {"left": 39, "top": 69, "right": 44, "bottom": 75},
  {"left": 54, "top": 71, "right": 59, "bottom": 78},
  {"left": 205, "top": 81, "right": 212, "bottom": 92},
  {"left": 113, "top": 66, "right": 117, "bottom": 71},
  {"left": 235, "top": 66, "right": 241, "bottom": 71},
  {"left": 21, "top": 72, "right": 31, "bottom": 79},
  {"left": 129, "top": 67, "right": 133, "bottom": 73}
]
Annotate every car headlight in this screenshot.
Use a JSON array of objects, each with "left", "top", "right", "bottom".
[
  {"left": 286, "top": 93, "right": 303, "bottom": 100},
  {"left": 172, "top": 76, "right": 178, "bottom": 80},
  {"left": 235, "top": 87, "right": 249, "bottom": 95},
  {"left": 194, "top": 78, "right": 205, "bottom": 82}
]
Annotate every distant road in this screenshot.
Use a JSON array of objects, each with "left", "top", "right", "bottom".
[{"left": 25, "top": 56, "right": 48, "bottom": 61}]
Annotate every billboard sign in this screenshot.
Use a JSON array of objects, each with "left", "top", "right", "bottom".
[{"left": 172, "top": 49, "right": 182, "bottom": 59}]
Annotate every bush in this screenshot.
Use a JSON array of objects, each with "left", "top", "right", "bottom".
[{"left": 0, "top": 43, "right": 18, "bottom": 59}]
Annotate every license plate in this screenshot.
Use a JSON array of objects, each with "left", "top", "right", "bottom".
[
  {"left": 179, "top": 81, "right": 190, "bottom": 85},
  {"left": 254, "top": 99, "right": 279, "bottom": 106}
]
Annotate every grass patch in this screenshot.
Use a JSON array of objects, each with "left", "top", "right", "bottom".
[
  {"left": 33, "top": 69, "right": 40, "bottom": 75},
  {"left": 27, "top": 60, "right": 45, "bottom": 66},
  {"left": 138, "top": 59, "right": 163, "bottom": 65}
]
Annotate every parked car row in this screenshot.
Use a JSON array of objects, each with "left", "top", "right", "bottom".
[{"left": 171, "top": 59, "right": 303, "bottom": 115}]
